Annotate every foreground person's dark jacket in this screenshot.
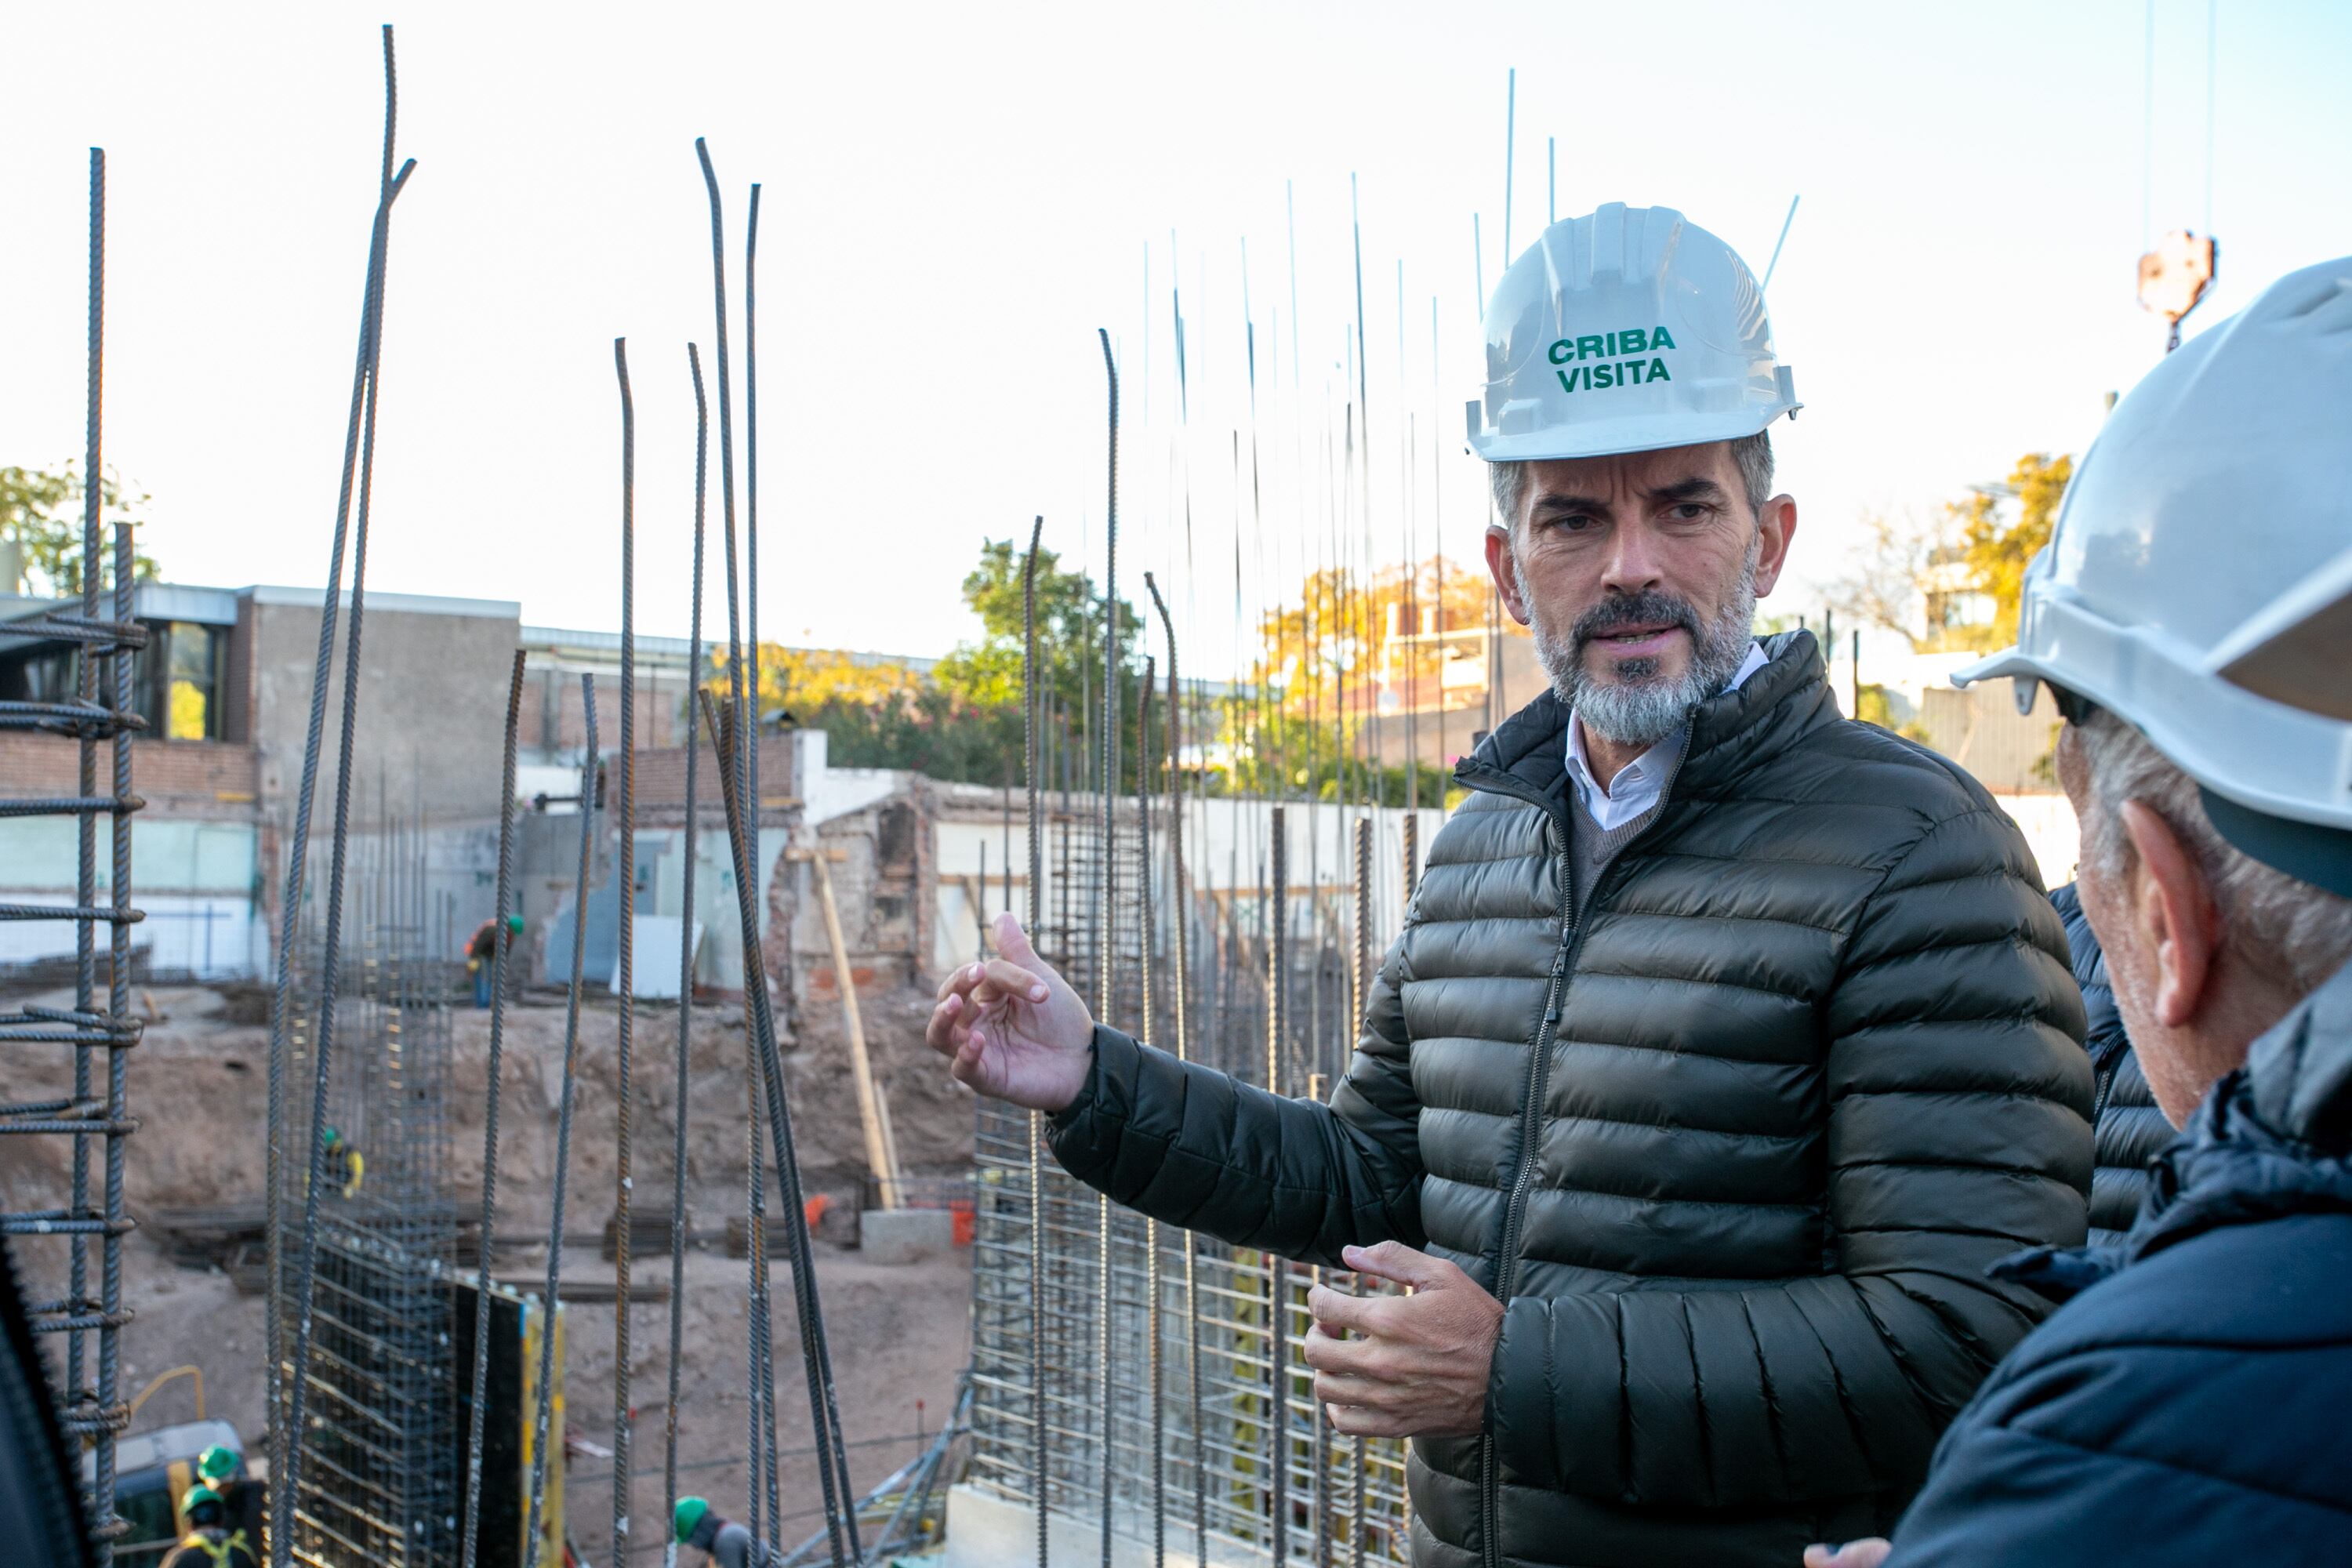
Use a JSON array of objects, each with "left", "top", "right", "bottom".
[
  {"left": 1886, "top": 956, "right": 2352, "bottom": 1565},
  {"left": 2050, "top": 884, "right": 2172, "bottom": 1243},
  {"left": 1050, "top": 633, "right": 2092, "bottom": 1568}
]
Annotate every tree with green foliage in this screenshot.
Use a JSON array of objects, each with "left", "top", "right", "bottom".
[
  {"left": 700, "top": 537, "right": 1151, "bottom": 791},
  {"left": 931, "top": 535, "right": 1142, "bottom": 729},
  {"left": 0, "top": 463, "right": 157, "bottom": 595}
]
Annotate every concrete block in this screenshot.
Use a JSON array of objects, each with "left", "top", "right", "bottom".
[{"left": 859, "top": 1207, "right": 953, "bottom": 1265}]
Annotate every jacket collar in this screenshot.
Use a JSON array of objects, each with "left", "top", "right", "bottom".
[
  {"left": 1454, "top": 629, "right": 1836, "bottom": 813},
  {"left": 1997, "top": 956, "right": 2352, "bottom": 1300}
]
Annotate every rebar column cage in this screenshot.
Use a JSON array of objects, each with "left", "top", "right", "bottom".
[
  {"left": 271, "top": 816, "right": 459, "bottom": 1568},
  {"left": 967, "top": 801, "right": 1413, "bottom": 1564},
  {"left": 0, "top": 146, "right": 140, "bottom": 1559}
]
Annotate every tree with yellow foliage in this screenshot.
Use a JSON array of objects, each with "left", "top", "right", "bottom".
[{"left": 1952, "top": 452, "right": 2071, "bottom": 647}]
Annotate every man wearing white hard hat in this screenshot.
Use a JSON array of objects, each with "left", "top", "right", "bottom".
[
  {"left": 1804, "top": 260, "right": 2352, "bottom": 1568},
  {"left": 928, "top": 205, "right": 2092, "bottom": 1566}
]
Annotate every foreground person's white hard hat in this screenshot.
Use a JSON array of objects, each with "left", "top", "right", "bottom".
[
  {"left": 1467, "top": 202, "right": 1801, "bottom": 463},
  {"left": 1955, "top": 255, "right": 2352, "bottom": 896}
]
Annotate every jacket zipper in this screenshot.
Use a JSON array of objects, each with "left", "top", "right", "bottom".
[{"left": 1455, "top": 755, "right": 1682, "bottom": 1568}]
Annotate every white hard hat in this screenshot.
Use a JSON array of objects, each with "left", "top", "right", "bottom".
[
  {"left": 1955, "top": 256, "right": 2352, "bottom": 897},
  {"left": 1467, "top": 203, "right": 1800, "bottom": 463}
]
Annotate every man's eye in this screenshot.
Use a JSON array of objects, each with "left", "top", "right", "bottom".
[
  {"left": 1668, "top": 503, "right": 1710, "bottom": 522},
  {"left": 1549, "top": 514, "right": 1595, "bottom": 532}
]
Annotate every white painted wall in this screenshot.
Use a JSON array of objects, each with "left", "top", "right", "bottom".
[{"left": 931, "top": 797, "right": 1449, "bottom": 974}]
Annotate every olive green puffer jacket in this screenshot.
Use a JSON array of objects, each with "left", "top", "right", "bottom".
[{"left": 1050, "top": 633, "right": 2093, "bottom": 1568}]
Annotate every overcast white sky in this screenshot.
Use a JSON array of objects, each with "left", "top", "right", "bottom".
[{"left": 5, "top": 2, "right": 2349, "bottom": 677}]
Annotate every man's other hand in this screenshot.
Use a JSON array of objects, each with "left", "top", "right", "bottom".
[
  {"left": 1303, "top": 1241, "right": 1504, "bottom": 1439},
  {"left": 1802, "top": 1541, "right": 1891, "bottom": 1568},
  {"left": 924, "top": 912, "right": 1094, "bottom": 1113}
]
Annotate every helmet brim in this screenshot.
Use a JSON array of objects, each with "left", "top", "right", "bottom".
[{"left": 1470, "top": 403, "right": 1796, "bottom": 465}]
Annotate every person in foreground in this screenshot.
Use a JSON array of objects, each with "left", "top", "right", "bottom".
[
  {"left": 1805, "top": 256, "right": 2352, "bottom": 1568},
  {"left": 929, "top": 205, "right": 2092, "bottom": 1568}
]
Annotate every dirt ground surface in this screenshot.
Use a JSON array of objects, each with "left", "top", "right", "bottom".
[{"left": 0, "top": 978, "right": 980, "bottom": 1563}]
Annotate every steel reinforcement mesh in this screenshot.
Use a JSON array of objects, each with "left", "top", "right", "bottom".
[
  {"left": 967, "top": 803, "right": 1412, "bottom": 1565},
  {"left": 273, "top": 822, "right": 459, "bottom": 1568}
]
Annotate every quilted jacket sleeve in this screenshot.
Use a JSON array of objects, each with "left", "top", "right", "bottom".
[
  {"left": 1045, "top": 927, "right": 1427, "bottom": 1265},
  {"left": 1489, "top": 807, "right": 2094, "bottom": 1508}
]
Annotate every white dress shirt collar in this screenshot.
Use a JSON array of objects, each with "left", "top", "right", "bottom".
[{"left": 1566, "top": 641, "right": 1769, "bottom": 830}]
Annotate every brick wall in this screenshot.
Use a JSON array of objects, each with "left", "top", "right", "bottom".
[
  {"left": 632, "top": 733, "right": 796, "bottom": 826},
  {"left": 0, "top": 732, "right": 260, "bottom": 822},
  {"left": 518, "top": 664, "right": 696, "bottom": 756}
]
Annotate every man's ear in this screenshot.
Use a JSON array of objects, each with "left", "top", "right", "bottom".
[
  {"left": 2120, "top": 800, "right": 2222, "bottom": 1028},
  {"left": 1752, "top": 494, "right": 1798, "bottom": 597},
  {"left": 1485, "top": 526, "right": 1531, "bottom": 626}
]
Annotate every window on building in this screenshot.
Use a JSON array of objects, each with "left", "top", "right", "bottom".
[
  {"left": 1927, "top": 590, "right": 1997, "bottom": 631},
  {"left": 136, "top": 621, "right": 225, "bottom": 741}
]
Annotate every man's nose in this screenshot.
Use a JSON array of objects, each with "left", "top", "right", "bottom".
[{"left": 1598, "top": 519, "right": 1664, "bottom": 596}]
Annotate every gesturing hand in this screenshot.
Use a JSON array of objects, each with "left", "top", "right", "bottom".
[
  {"left": 1801, "top": 1541, "right": 1891, "bottom": 1568},
  {"left": 1303, "top": 1241, "right": 1504, "bottom": 1439},
  {"left": 924, "top": 912, "right": 1096, "bottom": 1113}
]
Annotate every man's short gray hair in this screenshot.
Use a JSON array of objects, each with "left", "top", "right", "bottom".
[
  {"left": 1487, "top": 429, "right": 1775, "bottom": 532},
  {"left": 2075, "top": 710, "right": 2352, "bottom": 998}
]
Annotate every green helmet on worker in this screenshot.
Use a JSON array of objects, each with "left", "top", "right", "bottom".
[
  {"left": 180, "top": 1483, "right": 225, "bottom": 1524},
  {"left": 674, "top": 1496, "right": 710, "bottom": 1544},
  {"left": 1467, "top": 202, "right": 1799, "bottom": 464},
  {"left": 197, "top": 1444, "right": 240, "bottom": 1482}
]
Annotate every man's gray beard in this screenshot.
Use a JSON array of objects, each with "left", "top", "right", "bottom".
[{"left": 1526, "top": 539, "right": 1762, "bottom": 749}]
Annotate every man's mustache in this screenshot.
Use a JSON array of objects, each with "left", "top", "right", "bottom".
[{"left": 1571, "top": 591, "right": 1702, "bottom": 655}]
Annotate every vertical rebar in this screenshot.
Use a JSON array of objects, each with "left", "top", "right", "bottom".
[
  {"left": 460, "top": 650, "right": 528, "bottom": 1568},
  {"left": 1267, "top": 806, "right": 1290, "bottom": 1567},
  {"left": 612, "top": 336, "right": 640, "bottom": 1563},
  {"left": 68, "top": 156, "right": 103, "bottom": 1490},
  {"left": 1349, "top": 815, "right": 1374, "bottom": 1566},
  {"left": 1145, "top": 573, "right": 1208, "bottom": 1560},
  {"left": 1095, "top": 325, "right": 1120, "bottom": 1568},
  {"left": 524, "top": 678, "right": 601, "bottom": 1568},
  {"left": 1136, "top": 659, "right": 1164, "bottom": 1568},
  {"left": 697, "top": 691, "right": 858, "bottom": 1565},
  {"left": 1021, "top": 517, "right": 1049, "bottom": 1568},
  {"left": 1402, "top": 814, "right": 1419, "bottom": 905},
  {"left": 743, "top": 180, "right": 786, "bottom": 1551},
  {"left": 664, "top": 343, "right": 713, "bottom": 1568},
  {"left": 94, "top": 154, "right": 133, "bottom": 1558},
  {"left": 274, "top": 59, "right": 414, "bottom": 1562}
]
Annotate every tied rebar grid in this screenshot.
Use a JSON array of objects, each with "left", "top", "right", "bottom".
[
  {"left": 272, "top": 817, "right": 460, "bottom": 1568},
  {"left": 0, "top": 143, "right": 140, "bottom": 1559},
  {"left": 964, "top": 798, "right": 1413, "bottom": 1566}
]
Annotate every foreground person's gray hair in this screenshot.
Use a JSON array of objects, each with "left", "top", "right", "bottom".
[{"left": 2077, "top": 710, "right": 2352, "bottom": 997}]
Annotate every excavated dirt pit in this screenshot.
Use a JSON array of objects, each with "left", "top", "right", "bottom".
[{"left": 0, "top": 979, "right": 980, "bottom": 1564}]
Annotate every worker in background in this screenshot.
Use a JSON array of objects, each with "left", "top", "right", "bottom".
[
  {"left": 930, "top": 205, "right": 2092, "bottom": 1566},
  {"left": 162, "top": 1485, "right": 258, "bottom": 1568},
  {"left": 465, "top": 913, "right": 524, "bottom": 1008},
  {"left": 1803, "top": 256, "right": 2352, "bottom": 1567},
  {"left": 194, "top": 1446, "right": 263, "bottom": 1558},
  {"left": 673, "top": 1497, "right": 763, "bottom": 1567},
  {"left": 316, "top": 1126, "right": 362, "bottom": 1199}
]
